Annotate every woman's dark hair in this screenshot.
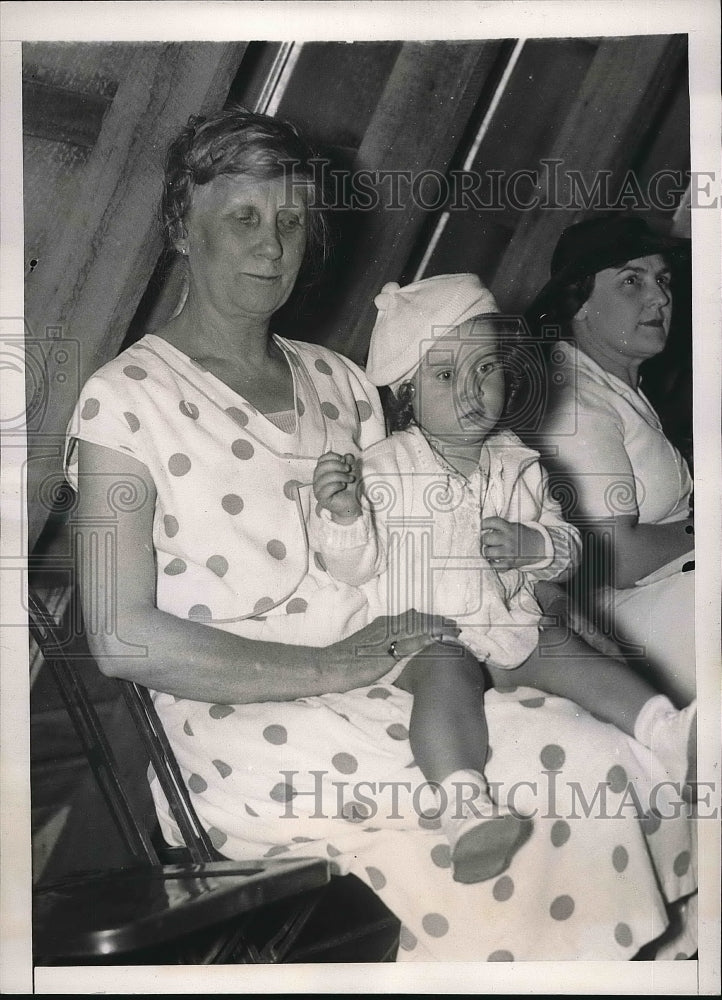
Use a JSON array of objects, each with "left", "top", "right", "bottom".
[
  {"left": 525, "top": 273, "right": 596, "bottom": 341},
  {"left": 378, "top": 317, "right": 531, "bottom": 435},
  {"left": 162, "top": 105, "right": 329, "bottom": 286},
  {"left": 526, "top": 246, "right": 676, "bottom": 340}
]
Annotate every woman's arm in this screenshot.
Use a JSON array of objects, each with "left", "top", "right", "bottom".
[
  {"left": 542, "top": 411, "right": 693, "bottom": 589},
  {"left": 74, "top": 441, "right": 442, "bottom": 703},
  {"left": 584, "top": 515, "right": 693, "bottom": 589}
]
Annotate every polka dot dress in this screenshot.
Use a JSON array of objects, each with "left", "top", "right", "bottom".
[
  {"left": 65, "top": 334, "right": 697, "bottom": 962},
  {"left": 65, "top": 334, "right": 384, "bottom": 647},
  {"left": 154, "top": 683, "right": 697, "bottom": 961}
]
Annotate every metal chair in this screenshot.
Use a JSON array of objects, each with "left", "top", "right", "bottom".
[{"left": 29, "top": 589, "right": 400, "bottom": 965}]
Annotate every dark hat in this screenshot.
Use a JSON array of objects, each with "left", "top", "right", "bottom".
[{"left": 527, "top": 214, "right": 690, "bottom": 321}]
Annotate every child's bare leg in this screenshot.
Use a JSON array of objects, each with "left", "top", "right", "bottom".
[
  {"left": 394, "top": 641, "right": 487, "bottom": 782},
  {"left": 395, "top": 643, "right": 531, "bottom": 882},
  {"left": 493, "top": 626, "right": 651, "bottom": 735},
  {"left": 487, "top": 626, "right": 696, "bottom": 791}
]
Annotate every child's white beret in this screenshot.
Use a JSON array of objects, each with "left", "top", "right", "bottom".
[{"left": 365, "top": 273, "right": 500, "bottom": 390}]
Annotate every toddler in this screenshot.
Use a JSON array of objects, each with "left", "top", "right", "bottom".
[{"left": 311, "top": 274, "right": 696, "bottom": 884}]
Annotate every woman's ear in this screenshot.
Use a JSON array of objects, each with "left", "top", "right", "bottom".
[{"left": 172, "top": 221, "right": 189, "bottom": 256}]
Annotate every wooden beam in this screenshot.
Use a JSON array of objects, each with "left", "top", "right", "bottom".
[
  {"left": 25, "top": 42, "right": 247, "bottom": 551},
  {"left": 490, "top": 35, "right": 688, "bottom": 311},
  {"left": 22, "top": 79, "right": 112, "bottom": 148},
  {"left": 319, "top": 40, "right": 506, "bottom": 364}
]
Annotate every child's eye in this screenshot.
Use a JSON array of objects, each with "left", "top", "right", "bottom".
[
  {"left": 475, "top": 360, "right": 499, "bottom": 375},
  {"left": 436, "top": 370, "right": 454, "bottom": 382}
]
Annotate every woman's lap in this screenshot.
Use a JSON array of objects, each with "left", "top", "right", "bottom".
[
  {"left": 610, "top": 569, "right": 695, "bottom": 704},
  {"left": 150, "top": 683, "right": 697, "bottom": 960}
]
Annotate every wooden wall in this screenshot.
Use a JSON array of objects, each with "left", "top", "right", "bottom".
[
  {"left": 24, "top": 37, "right": 691, "bottom": 878},
  {"left": 23, "top": 41, "right": 247, "bottom": 553},
  {"left": 24, "top": 36, "right": 690, "bottom": 553}
]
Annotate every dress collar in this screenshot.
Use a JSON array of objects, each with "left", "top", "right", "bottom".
[{"left": 558, "top": 340, "right": 662, "bottom": 429}]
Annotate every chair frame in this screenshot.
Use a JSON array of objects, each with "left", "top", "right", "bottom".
[{"left": 29, "top": 588, "right": 400, "bottom": 964}]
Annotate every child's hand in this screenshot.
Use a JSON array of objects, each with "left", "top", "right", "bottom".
[
  {"left": 480, "top": 516, "right": 545, "bottom": 569},
  {"left": 313, "top": 452, "right": 362, "bottom": 524}
]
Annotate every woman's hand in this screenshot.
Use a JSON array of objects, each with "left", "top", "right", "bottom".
[
  {"left": 313, "top": 451, "right": 362, "bottom": 524},
  {"left": 480, "top": 516, "right": 545, "bottom": 569},
  {"left": 321, "top": 609, "right": 460, "bottom": 691}
]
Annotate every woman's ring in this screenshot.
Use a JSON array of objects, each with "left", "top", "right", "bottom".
[{"left": 388, "top": 641, "right": 402, "bottom": 661}]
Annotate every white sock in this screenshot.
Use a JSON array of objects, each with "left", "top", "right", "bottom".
[
  {"left": 438, "top": 768, "right": 496, "bottom": 838},
  {"left": 633, "top": 694, "right": 697, "bottom": 787},
  {"left": 436, "top": 768, "right": 531, "bottom": 883},
  {"left": 633, "top": 694, "right": 676, "bottom": 747}
]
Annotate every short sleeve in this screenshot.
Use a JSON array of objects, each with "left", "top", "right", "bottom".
[
  {"left": 344, "top": 359, "right": 386, "bottom": 451},
  {"left": 541, "top": 406, "right": 639, "bottom": 522},
  {"left": 64, "top": 369, "right": 146, "bottom": 490}
]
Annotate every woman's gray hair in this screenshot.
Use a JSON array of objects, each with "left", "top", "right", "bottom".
[{"left": 162, "top": 105, "right": 329, "bottom": 286}]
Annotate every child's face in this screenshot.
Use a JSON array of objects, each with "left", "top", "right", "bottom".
[{"left": 410, "top": 318, "right": 506, "bottom": 446}]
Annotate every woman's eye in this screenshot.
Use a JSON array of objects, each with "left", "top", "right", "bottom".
[
  {"left": 657, "top": 274, "right": 671, "bottom": 288},
  {"left": 278, "top": 213, "right": 304, "bottom": 233},
  {"left": 436, "top": 370, "right": 454, "bottom": 382},
  {"left": 475, "top": 361, "right": 497, "bottom": 374},
  {"left": 234, "top": 213, "right": 255, "bottom": 225}
]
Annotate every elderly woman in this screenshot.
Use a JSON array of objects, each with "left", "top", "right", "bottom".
[
  {"left": 526, "top": 215, "right": 695, "bottom": 706},
  {"left": 64, "top": 110, "right": 697, "bottom": 961}
]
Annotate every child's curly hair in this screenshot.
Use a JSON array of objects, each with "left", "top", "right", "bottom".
[{"left": 378, "top": 316, "right": 536, "bottom": 435}]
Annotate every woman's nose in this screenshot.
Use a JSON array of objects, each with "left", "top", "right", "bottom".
[
  {"left": 254, "top": 222, "right": 283, "bottom": 259},
  {"left": 649, "top": 280, "right": 672, "bottom": 309}
]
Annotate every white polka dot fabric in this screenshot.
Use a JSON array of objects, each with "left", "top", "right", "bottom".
[
  {"left": 153, "top": 683, "right": 697, "bottom": 960},
  {"left": 65, "top": 334, "right": 385, "bottom": 645},
  {"left": 65, "top": 334, "right": 697, "bottom": 961}
]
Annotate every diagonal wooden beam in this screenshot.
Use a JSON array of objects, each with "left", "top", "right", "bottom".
[
  {"left": 25, "top": 42, "right": 247, "bottom": 551},
  {"left": 491, "top": 35, "right": 688, "bottom": 311},
  {"left": 319, "top": 40, "right": 507, "bottom": 364},
  {"left": 22, "top": 79, "right": 112, "bottom": 149}
]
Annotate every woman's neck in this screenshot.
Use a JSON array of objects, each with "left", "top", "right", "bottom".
[
  {"left": 163, "top": 295, "right": 274, "bottom": 367},
  {"left": 156, "top": 296, "right": 293, "bottom": 410},
  {"left": 572, "top": 332, "right": 641, "bottom": 390}
]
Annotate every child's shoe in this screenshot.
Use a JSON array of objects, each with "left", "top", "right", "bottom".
[{"left": 439, "top": 769, "right": 533, "bottom": 883}]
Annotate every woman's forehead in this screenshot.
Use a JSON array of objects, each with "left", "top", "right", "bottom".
[
  {"left": 600, "top": 253, "right": 670, "bottom": 278},
  {"left": 188, "top": 173, "right": 309, "bottom": 213}
]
